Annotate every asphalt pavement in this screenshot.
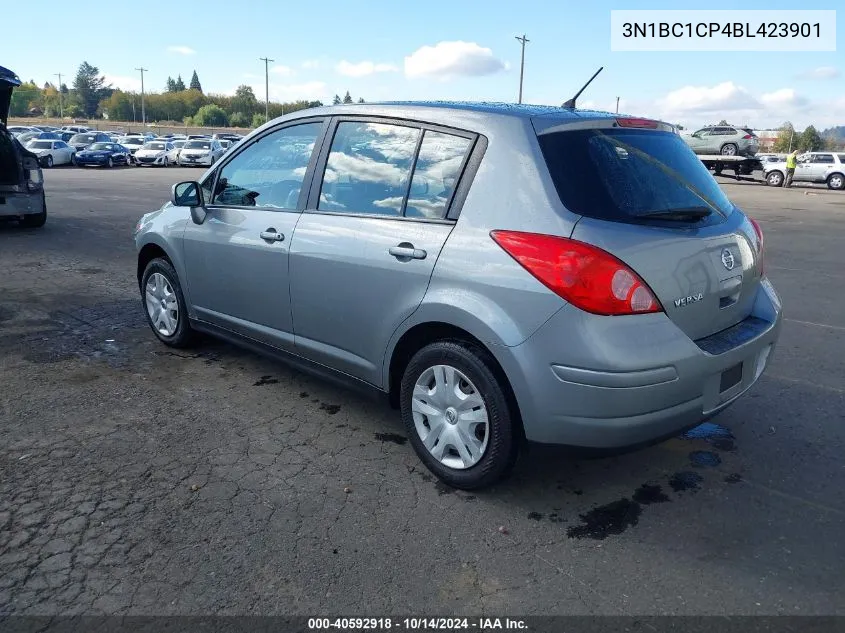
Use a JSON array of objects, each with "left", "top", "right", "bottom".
[{"left": 0, "top": 166, "right": 843, "bottom": 616}]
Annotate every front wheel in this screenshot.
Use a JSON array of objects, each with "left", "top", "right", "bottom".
[
  {"left": 107, "top": 157, "right": 114, "bottom": 168},
  {"left": 766, "top": 171, "right": 784, "bottom": 187},
  {"left": 45, "top": 155, "right": 53, "bottom": 168},
  {"left": 400, "top": 341, "right": 518, "bottom": 490},
  {"left": 162, "top": 157, "right": 169, "bottom": 167},
  {"left": 827, "top": 173, "right": 845, "bottom": 190},
  {"left": 140, "top": 258, "right": 195, "bottom": 348},
  {"left": 721, "top": 143, "right": 738, "bottom": 156}
]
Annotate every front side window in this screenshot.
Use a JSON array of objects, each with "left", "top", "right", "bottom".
[
  {"left": 405, "top": 131, "right": 472, "bottom": 219},
  {"left": 319, "top": 122, "right": 420, "bottom": 215},
  {"left": 212, "top": 121, "right": 322, "bottom": 209}
]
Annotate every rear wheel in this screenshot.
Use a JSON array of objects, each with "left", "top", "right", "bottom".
[
  {"left": 400, "top": 340, "right": 517, "bottom": 490},
  {"left": 721, "top": 143, "right": 738, "bottom": 156},
  {"left": 766, "top": 171, "right": 784, "bottom": 187},
  {"left": 45, "top": 155, "right": 53, "bottom": 168},
  {"left": 827, "top": 173, "right": 845, "bottom": 190}
]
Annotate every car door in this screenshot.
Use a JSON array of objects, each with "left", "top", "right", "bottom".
[
  {"left": 805, "top": 153, "right": 835, "bottom": 182},
  {"left": 686, "top": 128, "right": 709, "bottom": 152},
  {"left": 289, "top": 117, "right": 476, "bottom": 386},
  {"left": 794, "top": 153, "right": 814, "bottom": 181},
  {"left": 180, "top": 118, "right": 328, "bottom": 351}
]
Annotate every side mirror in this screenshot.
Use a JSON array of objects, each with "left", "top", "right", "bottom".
[{"left": 172, "top": 181, "right": 207, "bottom": 225}]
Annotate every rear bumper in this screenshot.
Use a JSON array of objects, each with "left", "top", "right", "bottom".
[
  {"left": 496, "top": 278, "right": 782, "bottom": 447},
  {"left": 0, "top": 189, "right": 46, "bottom": 217}
]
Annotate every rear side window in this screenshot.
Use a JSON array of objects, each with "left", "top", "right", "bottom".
[
  {"left": 838, "top": 155, "right": 845, "bottom": 164},
  {"left": 319, "top": 122, "right": 420, "bottom": 216},
  {"left": 538, "top": 128, "right": 734, "bottom": 223},
  {"left": 811, "top": 154, "right": 834, "bottom": 164},
  {"left": 405, "top": 131, "right": 472, "bottom": 219}
]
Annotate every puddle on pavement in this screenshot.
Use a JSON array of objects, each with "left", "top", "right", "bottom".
[
  {"left": 682, "top": 422, "right": 736, "bottom": 452},
  {"left": 632, "top": 483, "right": 670, "bottom": 505},
  {"left": 567, "top": 498, "right": 642, "bottom": 540},
  {"left": 689, "top": 450, "right": 722, "bottom": 467},
  {"left": 668, "top": 471, "right": 704, "bottom": 492},
  {"left": 374, "top": 432, "right": 407, "bottom": 445},
  {"left": 253, "top": 375, "right": 279, "bottom": 386}
]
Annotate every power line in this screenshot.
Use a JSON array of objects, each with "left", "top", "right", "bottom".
[
  {"left": 135, "top": 67, "right": 148, "bottom": 125},
  {"left": 515, "top": 34, "right": 529, "bottom": 104},
  {"left": 260, "top": 57, "right": 274, "bottom": 121}
]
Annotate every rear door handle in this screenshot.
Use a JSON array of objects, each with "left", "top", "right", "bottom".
[
  {"left": 389, "top": 244, "right": 427, "bottom": 260},
  {"left": 259, "top": 229, "right": 284, "bottom": 242}
]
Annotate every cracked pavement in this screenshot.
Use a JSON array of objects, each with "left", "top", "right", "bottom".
[{"left": 1, "top": 168, "right": 844, "bottom": 615}]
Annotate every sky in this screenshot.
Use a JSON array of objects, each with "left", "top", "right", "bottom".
[{"left": 3, "top": 0, "right": 843, "bottom": 130}]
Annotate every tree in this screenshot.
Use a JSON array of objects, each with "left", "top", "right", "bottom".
[
  {"left": 189, "top": 71, "right": 202, "bottom": 93},
  {"left": 166, "top": 77, "right": 176, "bottom": 93},
  {"left": 175, "top": 75, "right": 186, "bottom": 91},
  {"left": 717, "top": 119, "right": 729, "bottom": 126},
  {"left": 332, "top": 94, "right": 341, "bottom": 105},
  {"left": 73, "top": 62, "right": 110, "bottom": 117},
  {"left": 343, "top": 91, "right": 353, "bottom": 104},
  {"left": 193, "top": 103, "right": 229, "bottom": 127},
  {"left": 799, "top": 125, "right": 824, "bottom": 152},
  {"left": 772, "top": 122, "right": 796, "bottom": 153},
  {"left": 357, "top": 97, "right": 365, "bottom": 103},
  {"left": 229, "top": 112, "right": 249, "bottom": 127},
  {"left": 9, "top": 81, "right": 40, "bottom": 116},
  {"left": 251, "top": 113, "right": 267, "bottom": 128},
  {"left": 231, "top": 85, "right": 258, "bottom": 117}
]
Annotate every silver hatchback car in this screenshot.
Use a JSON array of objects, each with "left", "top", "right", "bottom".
[{"left": 134, "top": 102, "right": 782, "bottom": 489}]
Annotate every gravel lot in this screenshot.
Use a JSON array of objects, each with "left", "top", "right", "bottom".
[{"left": 1, "top": 166, "right": 844, "bottom": 616}]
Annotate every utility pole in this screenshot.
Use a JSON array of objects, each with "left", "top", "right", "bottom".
[
  {"left": 616, "top": 97, "right": 620, "bottom": 113},
  {"left": 54, "top": 73, "right": 64, "bottom": 121},
  {"left": 514, "top": 35, "right": 529, "bottom": 104},
  {"left": 260, "top": 57, "right": 274, "bottom": 121},
  {"left": 135, "top": 67, "right": 148, "bottom": 126}
]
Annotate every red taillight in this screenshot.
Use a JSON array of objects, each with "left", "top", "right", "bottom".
[
  {"left": 490, "top": 231, "right": 663, "bottom": 316},
  {"left": 742, "top": 134, "right": 753, "bottom": 139},
  {"left": 749, "top": 218, "right": 765, "bottom": 275},
  {"left": 616, "top": 118, "right": 658, "bottom": 129}
]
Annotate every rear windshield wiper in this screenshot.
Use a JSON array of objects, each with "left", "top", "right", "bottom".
[{"left": 637, "top": 207, "right": 713, "bottom": 221}]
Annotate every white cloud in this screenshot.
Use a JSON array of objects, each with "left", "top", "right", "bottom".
[
  {"left": 404, "top": 41, "right": 506, "bottom": 80},
  {"left": 655, "top": 81, "right": 761, "bottom": 116},
  {"left": 270, "top": 65, "right": 293, "bottom": 76},
  {"left": 103, "top": 74, "right": 141, "bottom": 92},
  {"left": 167, "top": 45, "right": 196, "bottom": 55},
  {"left": 302, "top": 60, "right": 321, "bottom": 70},
  {"left": 335, "top": 60, "right": 398, "bottom": 77},
  {"left": 760, "top": 88, "right": 808, "bottom": 108},
  {"left": 797, "top": 66, "right": 840, "bottom": 80}
]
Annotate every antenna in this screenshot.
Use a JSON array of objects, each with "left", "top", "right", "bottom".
[{"left": 562, "top": 66, "right": 604, "bottom": 109}]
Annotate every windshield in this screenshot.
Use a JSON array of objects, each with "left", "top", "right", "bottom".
[
  {"left": 30, "top": 141, "right": 52, "bottom": 149},
  {"left": 185, "top": 141, "right": 211, "bottom": 149},
  {"left": 537, "top": 128, "right": 734, "bottom": 222},
  {"left": 145, "top": 142, "right": 167, "bottom": 150},
  {"left": 172, "top": 141, "right": 185, "bottom": 148},
  {"left": 70, "top": 134, "right": 97, "bottom": 143},
  {"left": 89, "top": 143, "right": 114, "bottom": 151},
  {"left": 121, "top": 138, "right": 143, "bottom": 145}
]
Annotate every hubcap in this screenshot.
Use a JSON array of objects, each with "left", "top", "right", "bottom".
[
  {"left": 831, "top": 176, "right": 843, "bottom": 189},
  {"left": 411, "top": 365, "right": 489, "bottom": 470},
  {"left": 145, "top": 273, "right": 179, "bottom": 336}
]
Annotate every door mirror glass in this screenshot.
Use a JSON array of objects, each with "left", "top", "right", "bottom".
[{"left": 172, "top": 181, "right": 203, "bottom": 207}]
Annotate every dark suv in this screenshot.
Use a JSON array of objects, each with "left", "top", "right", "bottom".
[{"left": 0, "top": 66, "right": 46, "bottom": 228}]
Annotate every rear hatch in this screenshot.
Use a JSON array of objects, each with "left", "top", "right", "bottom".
[{"left": 534, "top": 117, "right": 763, "bottom": 341}]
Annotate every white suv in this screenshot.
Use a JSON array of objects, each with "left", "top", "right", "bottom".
[{"left": 764, "top": 152, "right": 845, "bottom": 190}]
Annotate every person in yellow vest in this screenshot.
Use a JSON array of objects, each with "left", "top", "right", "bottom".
[{"left": 784, "top": 150, "right": 799, "bottom": 187}]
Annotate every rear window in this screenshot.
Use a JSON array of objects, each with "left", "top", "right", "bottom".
[
  {"left": 538, "top": 128, "right": 734, "bottom": 223},
  {"left": 71, "top": 134, "right": 97, "bottom": 143},
  {"left": 31, "top": 141, "right": 52, "bottom": 149}
]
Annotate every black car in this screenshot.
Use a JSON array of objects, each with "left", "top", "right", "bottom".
[
  {"left": 68, "top": 131, "right": 111, "bottom": 152},
  {"left": 74, "top": 142, "right": 132, "bottom": 168},
  {"left": 1, "top": 65, "right": 47, "bottom": 227}
]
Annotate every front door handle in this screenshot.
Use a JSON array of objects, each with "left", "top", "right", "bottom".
[
  {"left": 389, "top": 243, "right": 427, "bottom": 260},
  {"left": 259, "top": 229, "right": 285, "bottom": 242}
]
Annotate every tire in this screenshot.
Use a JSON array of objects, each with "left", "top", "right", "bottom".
[
  {"left": 400, "top": 340, "right": 518, "bottom": 490},
  {"left": 163, "top": 157, "right": 169, "bottom": 167},
  {"left": 20, "top": 210, "right": 46, "bottom": 228},
  {"left": 45, "top": 155, "right": 53, "bottom": 168},
  {"left": 766, "top": 171, "right": 784, "bottom": 187},
  {"left": 827, "top": 173, "right": 845, "bottom": 191},
  {"left": 721, "top": 143, "right": 738, "bottom": 156},
  {"left": 107, "top": 157, "right": 113, "bottom": 168},
  {"left": 140, "top": 258, "right": 195, "bottom": 348}
]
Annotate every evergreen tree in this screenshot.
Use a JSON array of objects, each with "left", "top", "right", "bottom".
[
  {"left": 343, "top": 91, "right": 353, "bottom": 104},
  {"left": 332, "top": 94, "right": 341, "bottom": 105},
  {"left": 189, "top": 71, "right": 202, "bottom": 93},
  {"left": 166, "top": 77, "right": 176, "bottom": 92},
  {"left": 799, "top": 125, "right": 824, "bottom": 152},
  {"left": 175, "top": 75, "right": 186, "bottom": 91},
  {"left": 73, "top": 61, "right": 109, "bottom": 117},
  {"left": 357, "top": 97, "right": 365, "bottom": 103}
]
